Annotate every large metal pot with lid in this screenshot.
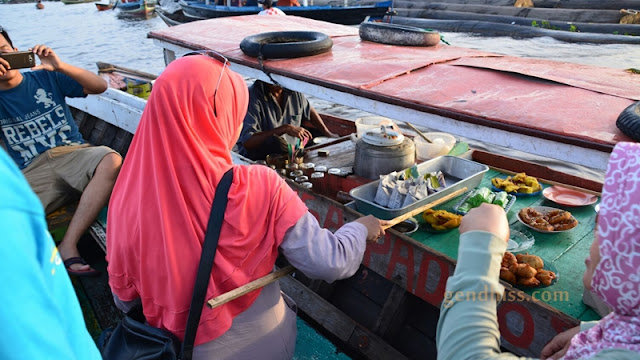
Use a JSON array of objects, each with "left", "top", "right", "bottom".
[{"left": 354, "top": 125, "right": 415, "bottom": 179}]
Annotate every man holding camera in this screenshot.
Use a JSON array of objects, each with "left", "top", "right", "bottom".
[{"left": 0, "top": 27, "right": 122, "bottom": 277}]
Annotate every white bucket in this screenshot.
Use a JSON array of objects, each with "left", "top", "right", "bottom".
[{"left": 355, "top": 116, "right": 394, "bottom": 138}]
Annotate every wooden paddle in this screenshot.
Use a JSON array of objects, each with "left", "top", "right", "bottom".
[
  {"left": 382, "top": 187, "right": 467, "bottom": 230},
  {"left": 207, "top": 187, "right": 467, "bottom": 309}
]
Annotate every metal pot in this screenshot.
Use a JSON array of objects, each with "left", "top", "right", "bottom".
[{"left": 353, "top": 136, "right": 415, "bottom": 179}]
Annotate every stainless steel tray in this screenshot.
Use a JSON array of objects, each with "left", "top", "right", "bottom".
[{"left": 349, "top": 156, "right": 489, "bottom": 220}]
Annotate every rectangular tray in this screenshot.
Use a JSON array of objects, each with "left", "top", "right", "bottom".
[{"left": 349, "top": 156, "right": 489, "bottom": 220}]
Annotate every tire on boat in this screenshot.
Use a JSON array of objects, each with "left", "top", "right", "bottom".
[
  {"left": 240, "top": 31, "right": 333, "bottom": 59},
  {"left": 359, "top": 22, "right": 440, "bottom": 47},
  {"left": 616, "top": 101, "right": 640, "bottom": 142}
]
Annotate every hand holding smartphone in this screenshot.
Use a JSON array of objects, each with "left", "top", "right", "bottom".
[{"left": 0, "top": 51, "right": 37, "bottom": 69}]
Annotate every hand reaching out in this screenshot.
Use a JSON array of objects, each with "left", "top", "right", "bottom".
[{"left": 540, "top": 326, "right": 580, "bottom": 360}]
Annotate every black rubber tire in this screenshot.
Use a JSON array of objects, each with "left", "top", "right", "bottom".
[
  {"left": 616, "top": 101, "right": 640, "bottom": 142},
  {"left": 240, "top": 31, "right": 333, "bottom": 59},
  {"left": 359, "top": 22, "right": 441, "bottom": 47}
]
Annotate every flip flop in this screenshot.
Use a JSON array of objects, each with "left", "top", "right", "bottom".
[{"left": 63, "top": 257, "right": 100, "bottom": 277}]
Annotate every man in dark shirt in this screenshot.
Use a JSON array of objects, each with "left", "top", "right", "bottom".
[{"left": 236, "top": 80, "right": 338, "bottom": 160}]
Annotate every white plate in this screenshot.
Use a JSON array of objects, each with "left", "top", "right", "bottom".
[{"left": 516, "top": 206, "right": 578, "bottom": 234}]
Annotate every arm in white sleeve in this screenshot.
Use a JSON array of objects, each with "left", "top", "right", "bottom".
[
  {"left": 436, "top": 231, "right": 534, "bottom": 360},
  {"left": 279, "top": 212, "right": 367, "bottom": 283}
]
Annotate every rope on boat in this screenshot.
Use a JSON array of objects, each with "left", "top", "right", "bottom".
[{"left": 257, "top": 46, "right": 281, "bottom": 87}]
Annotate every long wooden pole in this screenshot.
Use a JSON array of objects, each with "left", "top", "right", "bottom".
[
  {"left": 382, "top": 187, "right": 467, "bottom": 230},
  {"left": 207, "top": 265, "right": 295, "bottom": 309}
]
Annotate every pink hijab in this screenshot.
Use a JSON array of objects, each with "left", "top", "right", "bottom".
[
  {"left": 106, "top": 55, "right": 308, "bottom": 345},
  {"left": 564, "top": 142, "right": 640, "bottom": 359}
]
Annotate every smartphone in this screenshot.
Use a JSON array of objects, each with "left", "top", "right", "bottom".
[{"left": 0, "top": 51, "right": 37, "bottom": 69}]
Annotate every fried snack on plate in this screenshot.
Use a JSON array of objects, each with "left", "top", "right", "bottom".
[
  {"left": 516, "top": 254, "right": 544, "bottom": 270},
  {"left": 535, "top": 270, "right": 557, "bottom": 286},
  {"left": 422, "top": 209, "right": 462, "bottom": 231},
  {"left": 517, "top": 276, "right": 541, "bottom": 287},
  {"left": 510, "top": 263, "right": 538, "bottom": 278},
  {"left": 500, "top": 251, "right": 556, "bottom": 287},
  {"left": 501, "top": 252, "right": 517, "bottom": 268},
  {"left": 492, "top": 172, "right": 542, "bottom": 194},
  {"left": 500, "top": 267, "right": 517, "bottom": 285}
]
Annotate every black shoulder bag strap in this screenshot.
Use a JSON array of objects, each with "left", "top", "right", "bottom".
[{"left": 180, "top": 168, "right": 234, "bottom": 360}]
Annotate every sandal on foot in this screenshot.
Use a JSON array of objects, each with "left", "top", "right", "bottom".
[{"left": 64, "top": 257, "right": 100, "bottom": 277}]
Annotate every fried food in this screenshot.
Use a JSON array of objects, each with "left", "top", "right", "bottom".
[
  {"left": 492, "top": 172, "right": 542, "bottom": 194},
  {"left": 516, "top": 254, "right": 544, "bottom": 270},
  {"left": 517, "top": 276, "right": 540, "bottom": 287},
  {"left": 535, "top": 270, "right": 557, "bottom": 286},
  {"left": 510, "top": 263, "right": 538, "bottom": 278},
  {"left": 553, "top": 218, "right": 579, "bottom": 231},
  {"left": 547, "top": 210, "right": 572, "bottom": 224},
  {"left": 500, "top": 251, "right": 556, "bottom": 288},
  {"left": 500, "top": 267, "right": 517, "bottom": 285},
  {"left": 502, "top": 252, "right": 517, "bottom": 268},
  {"left": 422, "top": 209, "right": 462, "bottom": 231},
  {"left": 519, "top": 207, "right": 578, "bottom": 232}
]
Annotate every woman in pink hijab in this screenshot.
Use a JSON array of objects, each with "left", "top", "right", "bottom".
[
  {"left": 542, "top": 141, "right": 640, "bottom": 360},
  {"left": 436, "top": 142, "right": 640, "bottom": 360},
  {"left": 106, "top": 54, "right": 386, "bottom": 359}
]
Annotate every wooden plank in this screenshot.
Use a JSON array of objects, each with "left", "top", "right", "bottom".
[
  {"left": 372, "top": 283, "right": 407, "bottom": 336},
  {"left": 279, "top": 274, "right": 408, "bottom": 360}
]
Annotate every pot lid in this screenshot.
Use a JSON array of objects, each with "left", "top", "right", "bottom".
[{"left": 361, "top": 126, "right": 404, "bottom": 146}]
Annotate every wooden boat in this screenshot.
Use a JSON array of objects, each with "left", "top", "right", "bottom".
[
  {"left": 156, "top": 6, "right": 196, "bottom": 26},
  {"left": 58, "top": 63, "right": 605, "bottom": 357},
  {"left": 179, "top": 0, "right": 392, "bottom": 25},
  {"left": 392, "top": 0, "right": 640, "bottom": 44},
  {"left": 95, "top": 0, "right": 116, "bottom": 10},
  {"left": 116, "top": 0, "right": 157, "bottom": 16},
  {"left": 61, "top": 0, "right": 96, "bottom": 4},
  {"left": 149, "top": 15, "right": 640, "bottom": 172}
]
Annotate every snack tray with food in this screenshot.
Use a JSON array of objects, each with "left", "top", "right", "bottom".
[
  {"left": 349, "top": 156, "right": 489, "bottom": 220},
  {"left": 517, "top": 206, "right": 579, "bottom": 233},
  {"left": 500, "top": 252, "right": 558, "bottom": 289},
  {"left": 452, "top": 189, "right": 516, "bottom": 215},
  {"left": 491, "top": 172, "right": 542, "bottom": 196}
]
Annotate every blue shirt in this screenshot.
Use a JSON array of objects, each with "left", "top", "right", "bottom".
[
  {"left": 0, "top": 149, "right": 101, "bottom": 359},
  {"left": 0, "top": 70, "right": 86, "bottom": 169}
]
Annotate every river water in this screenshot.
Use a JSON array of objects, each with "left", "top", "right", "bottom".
[
  {"left": 2, "top": 2, "right": 638, "bottom": 74},
  {"left": 2, "top": 1, "right": 637, "bottom": 179}
]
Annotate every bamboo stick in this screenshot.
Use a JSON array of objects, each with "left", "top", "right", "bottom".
[
  {"left": 207, "top": 265, "right": 295, "bottom": 309},
  {"left": 383, "top": 187, "right": 467, "bottom": 230}
]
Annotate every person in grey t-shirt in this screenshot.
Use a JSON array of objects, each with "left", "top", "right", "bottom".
[{"left": 236, "top": 80, "right": 338, "bottom": 160}]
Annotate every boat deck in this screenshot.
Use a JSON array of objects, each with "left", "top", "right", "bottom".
[{"left": 148, "top": 15, "right": 640, "bottom": 171}]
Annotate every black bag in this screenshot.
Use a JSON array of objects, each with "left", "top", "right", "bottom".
[{"left": 99, "top": 169, "right": 234, "bottom": 360}]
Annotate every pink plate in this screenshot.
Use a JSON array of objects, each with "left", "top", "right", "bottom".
[{"left": 542, "top": 186, "right": 598, "bottom": 207}]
